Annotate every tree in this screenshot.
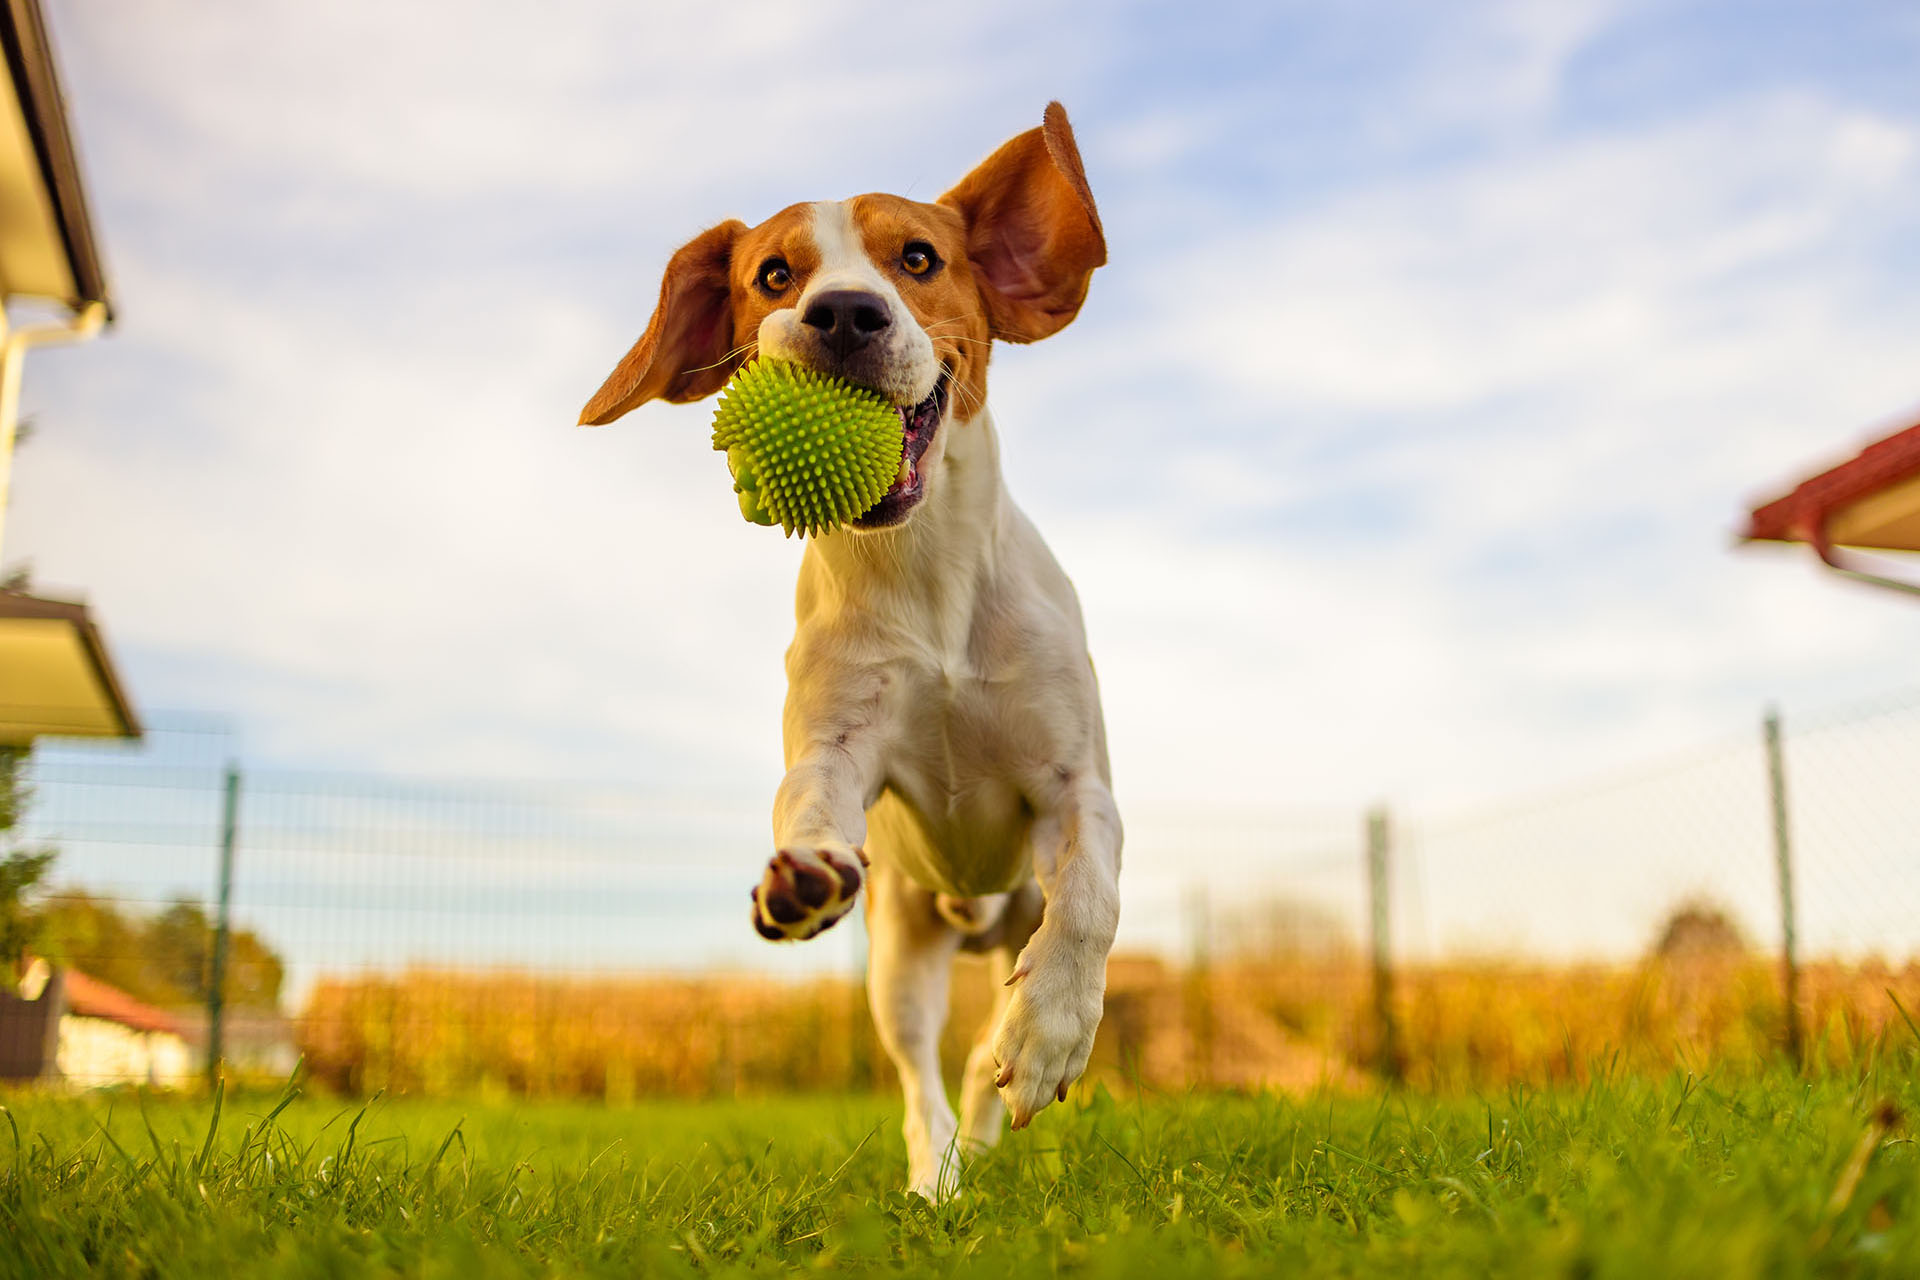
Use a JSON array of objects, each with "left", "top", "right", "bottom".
[
  {"left": 0, "top": 747, "right": 56, "bottom": 986},
  {"left": 1653, "top": 899, "right": 1748, "bottom": 959},
  {"left": 33, "top": 890, "right": 144, "bottom": 995},
  {"left": 140, "top": 898, "right": 285, "bottom": 1010},
  {"left": 33, "top": 892, "right": 284, "bottom": 1010}
]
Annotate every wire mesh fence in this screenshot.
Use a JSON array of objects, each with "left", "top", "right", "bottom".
[{"left": 4, "top": 689, "right": 1919, "bottom": 1095}]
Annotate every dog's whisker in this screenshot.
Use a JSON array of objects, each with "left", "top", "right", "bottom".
[
  {"left": 943, "top": 372, "right": 983, "bottom": 416},
  {"left": 682, "top": 340, "right": 760, "bottom": 378},
  {"left": 931, "top": 353, "right": 986, "bottom": 414},
  {"left": 935, "top": 364, "right": 974, "bottom": 413}
]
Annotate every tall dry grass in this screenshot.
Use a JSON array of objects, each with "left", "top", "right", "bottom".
[{"left": 295, "top": 954, "right": 1920, "bottom": 1099}]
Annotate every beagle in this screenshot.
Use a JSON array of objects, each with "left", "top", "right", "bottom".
[{"left": 581, "top": 103, "right": 1119, "bottom": 1198}]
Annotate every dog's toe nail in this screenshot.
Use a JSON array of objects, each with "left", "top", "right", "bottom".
[
  {"left": 853, "top": 845, "right": 870, "bottom": 867},
  {"left": 994, "top": 1065, "right": 1013, "bottom": 1089},
  {"left": 1003, "top": 966, "right": 1029, "bottom": 988},
  {"left": 1056, "top": 1081, "right": 1068, "bottom": 1103}
]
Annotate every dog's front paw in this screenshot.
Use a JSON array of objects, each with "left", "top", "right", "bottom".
[
  {"left": 750, "top": 845, "right": 866, "bottom": 941},
  {"left": 989, "top": 936, "right": 1104, "bottom": 1129}
]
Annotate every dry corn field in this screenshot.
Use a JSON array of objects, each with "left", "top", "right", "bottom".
[{"left": 293, "top": 952, "right": 1920, "bottom": 1098}]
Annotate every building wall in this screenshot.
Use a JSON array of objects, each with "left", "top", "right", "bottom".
[{"left": 55, "top": 1014, "right": 193, "bottom": 1087}]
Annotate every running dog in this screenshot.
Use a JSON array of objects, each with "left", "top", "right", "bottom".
[{"left": 580, "top": 102, "right": 1119, "bottom": 1198}]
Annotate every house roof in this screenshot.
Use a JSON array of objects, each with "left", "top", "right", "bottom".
[
  {"left": 60, "top": 967, "right": 182, "bottom": 1037},
  {"left": 1745, "top": 419, "right": 1920, "bottom": 553},
  {"left": 0, "top": 0, "right": 109, "bottom": 311},
  {"left": 0, "top": 588, "right": 141, "bottom": 744}
]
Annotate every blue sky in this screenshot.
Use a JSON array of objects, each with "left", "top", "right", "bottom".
[{"left": 9, "top": 0, "right": 1920, "bottom": 972}]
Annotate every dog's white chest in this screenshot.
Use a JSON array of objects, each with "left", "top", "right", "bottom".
[{"left": 866, "top": 663, "right": 1037, "bottom": 896}]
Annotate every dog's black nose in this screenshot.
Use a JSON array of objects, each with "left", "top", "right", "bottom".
[{"left": 801, "top": 289, "right": 892, "bottom": 359}]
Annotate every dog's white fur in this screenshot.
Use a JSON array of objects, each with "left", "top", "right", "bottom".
[
  {"left": 759, "top": 203, "right": 942, "bottom": 409},
  {"left": 774, "top": 394, "right": 1120, "bottom": 1195},
  {"left": 582, "top": 104, "right": 1120, "bottom": 1198}
]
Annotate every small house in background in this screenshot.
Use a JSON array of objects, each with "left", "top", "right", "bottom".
[
  {"left": 0, "top": 958, "right": 193, "bottom": 1087},
  {"left": 1745, "top": 416, "right": 1920, "bottom": 597}
]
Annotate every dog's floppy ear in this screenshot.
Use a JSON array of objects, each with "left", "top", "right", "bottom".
[
  {"left": 579, "top": 219, "right": 747, "bottom": 425},
  {"left": 938, "top": 102, "right": 1106, "bottom": 344}
]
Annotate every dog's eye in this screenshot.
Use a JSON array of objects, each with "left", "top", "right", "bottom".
[
  {"left": 901, "top": 243, "right": 939, "bottom": 277},
  {"left": 758, "top": 258, "right": 793, "bottom": 293}
]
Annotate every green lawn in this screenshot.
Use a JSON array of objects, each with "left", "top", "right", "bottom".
[{"left": 2, "top": 1067, "right": 1915, "bottom": 1278}]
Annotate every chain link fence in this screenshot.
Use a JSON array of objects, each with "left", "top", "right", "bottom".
[{"left": 5, "top": 690, "right": 1919, "bottom": 1094}]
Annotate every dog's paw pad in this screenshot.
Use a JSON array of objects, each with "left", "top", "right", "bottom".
[{"left": 751, "top": 846, "right": 863, "bottom": 941}]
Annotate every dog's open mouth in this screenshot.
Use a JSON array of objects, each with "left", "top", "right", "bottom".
[{"left": 852, "top": 376, "right": 948, "bottom": 530}]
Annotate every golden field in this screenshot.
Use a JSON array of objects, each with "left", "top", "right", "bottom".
[{"left": 293, "top": 951, "right": 1920, "bottom": 1098}]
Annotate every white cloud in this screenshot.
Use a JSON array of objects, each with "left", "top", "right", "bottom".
[
  {"left": 1149, "top": 95, "right": 1917, "bottom": 413},
  {"left": 1413, "top": 0, "right": 1630, "bottom": 133}
]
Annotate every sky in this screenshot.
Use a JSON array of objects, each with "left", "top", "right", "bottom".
[{"left": 8, "top": 0, "right": 1920, "bottom": 973}]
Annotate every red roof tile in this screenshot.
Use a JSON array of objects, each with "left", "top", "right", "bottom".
[
  {"left": 1746, "top": 419, "right": 1920, "bottom": 546},
  {"left": 60, "top": 969, "right": 184, "bottom": 1037}
]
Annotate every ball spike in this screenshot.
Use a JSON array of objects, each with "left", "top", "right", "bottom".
[{"left": 711, "top": 359, "right": 904, "bottom": 536}]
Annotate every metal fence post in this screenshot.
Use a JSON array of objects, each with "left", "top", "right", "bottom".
[
  {"left": 1366, "top": 806, "right": 1401, "bottom": 1083},
  {"left": 206, "top": 762, "right": 240, "bottom": 1088},
  {"left": 1763, "top": 709, "right": 1802, "bottom": 1067}
]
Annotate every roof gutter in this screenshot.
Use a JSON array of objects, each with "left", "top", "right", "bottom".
[{"left": 1806, "top": 522, "right": 1920, "bottom": 600}]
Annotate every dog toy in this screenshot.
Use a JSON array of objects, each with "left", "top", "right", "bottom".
[{"left": 711, "top": 361, "right": 903, "bottom": 537}]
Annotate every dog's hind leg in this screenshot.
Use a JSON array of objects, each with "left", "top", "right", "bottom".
[
  {"left": 865, "top": 858, "right": 963, "bottom": 1199},
  {"left": 957, "top": 879, "right": 1044, "bottom": 1154}
]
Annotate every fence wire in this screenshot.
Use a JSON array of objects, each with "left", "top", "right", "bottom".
[{"left": 6, "top": 691, "right": 1919, "bottom": 1094}]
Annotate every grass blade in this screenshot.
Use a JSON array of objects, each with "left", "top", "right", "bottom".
[
  {"left": 1887, "top": 989, "right": 1920, "bottom": 1048},
  {"left": 193, "top": 1075, "right": 226, "bottom": 1179}
]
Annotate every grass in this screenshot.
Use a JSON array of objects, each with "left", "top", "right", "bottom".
[{"left": 2, "top": 1066, "right": 1917, "bottom": 1278}]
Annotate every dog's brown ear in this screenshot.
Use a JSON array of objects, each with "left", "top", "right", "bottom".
[
  {"left": 579, "top": 219, "right": 747, "bottom": 425},
  {"left": 938, "top": 102, "right": 1106, "bottom": 344}
]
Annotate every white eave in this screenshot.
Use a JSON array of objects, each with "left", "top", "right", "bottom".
[{"left": 0, "top": 0, "right": 109, "bottom": 313}]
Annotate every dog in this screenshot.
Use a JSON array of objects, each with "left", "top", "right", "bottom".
[{"left": 580, "top": 103, "right": 1120, "bottom": 1198}]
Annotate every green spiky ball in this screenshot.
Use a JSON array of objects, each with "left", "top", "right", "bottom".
[{"left": 711, "top": 361, "right": 903, "bottom": 537}]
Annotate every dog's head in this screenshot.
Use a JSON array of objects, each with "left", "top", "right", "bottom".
[{"left": 579, "top": 102, "right": 1105, "bottom": 531}]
